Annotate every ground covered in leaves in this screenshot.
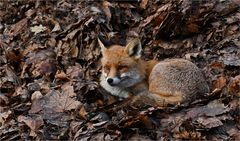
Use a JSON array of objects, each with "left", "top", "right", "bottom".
[{"left": 0, "top": 0, "right": 240, "bottom": 140}]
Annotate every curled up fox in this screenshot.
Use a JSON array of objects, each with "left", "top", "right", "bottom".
[{"left": 98, "top": 37, "right": 209, "bottom": 107}]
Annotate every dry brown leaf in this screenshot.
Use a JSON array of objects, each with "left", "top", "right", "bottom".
[
  {"left": 17, "top": 115, "right": 43, "bottom": 136},
  {"left": 157, "top": 38, "right": 193, "bottom": 49},
  {"left": 186, "top": 23, "right": 199, "bottom": 34},
  {"left": 215, "top": 2, "right": 238, "bottom": 16},
  {"left": 66, "top": 65, "right": 84, "bottom": 79},
  {"left": 5, "top": 48, "right": 24, "bottom": 64},
  {"left": 140, "top": 3, "right": 171, "bottom": 28},
  {"left": 0, "top": 110, "right": 12, "bottom": 124},
  {"left": 28, "top": 98, "right": 44, "bottom": 114},
  {"left": 197, "top": 117, "right": 223, "bottom": 129},
  {"left": 140, "top": 0, "right": 148, "bottom": 9},
  {"left": 102, "top": 1, "right": 112, "bottom": 22},
  {"left": 228, "top": 75, "right": 240, "bottom": 95},
  {"left": 186, "top": 100, "right": 230, "bottom": 119},
  {"left": 45, "top": 90, "right": 81, "bottom": 112},
  {"left": 0, "top": 94, "right": 9, "bottom": 105},
  {"left": 7, "top": 18, "right": 28, "bottom": 37},
  {"left": 55, "top": 70, "right": 70, "bottom": 80},
  {"left": 64, "top": 29, "right": 80, "bottom": 40},
  {"left": 227, "top": 128, "right": 240, "bottom": 140},
  {"left": 23, "top": 43, "right": 44, "bottom": 56},
  {"left": 25, "top": 9, "right": 36, "bottom": 17},
  {"left": 46, "top": 38, "right": 57, "bottom": 48},
  {"left": 29, "top": 86, "right": 82, "bottom": 114},
  {"left": 38, "top": 61, "right": 57, "bottom": 76},
  {"left": 0, "top": 119, "right": 22, "bottom": 140},
  {"left": 79, "top": 106, "right": 87, "bottom": 119},
  {"left": 213, "top": 75, "right": 227, "bottom": 90},
  {"left": 61, "top": 84, "right": 76, "bottom": 97},
  {"left": 138, "top": 115, "right": 154, "bottom": 129},
  {"left": 57, "top": 40, "right": 78, "bottom": 59},
  {"left": 5, "top": 65, "right": 21, "bottom": 86},
  {"left": 31, "top": 91, "right": 43, "bottom": 101},
  {"left": 25, "top": 49, "right": 56, "bottom": 65},
  {"left": 51, "top": 20, "right": 62, "bottom": 32},
  {"left": 173, "top": 130, "right": 202, "bottom": 140},
  {"left": 210, "top": 61, "right": 225, "bottom": 70},
  {"left": 129, "top": 134, "right": 152, "bottom": 141}
]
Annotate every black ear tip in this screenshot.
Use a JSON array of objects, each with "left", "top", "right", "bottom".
[
  {"left": 97, "top": 34, "right": 113, "bottom": 47},
  {"left": 97, "top": 34, "right": 104, "bottom": 42}
]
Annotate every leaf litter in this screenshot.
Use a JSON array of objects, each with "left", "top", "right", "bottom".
[{"left": 0, "top": 0, "right": 239, "bottom": 140}]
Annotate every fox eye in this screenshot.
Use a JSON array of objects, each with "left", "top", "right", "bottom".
[
  {"left": 118, "top": 65, "right": 128, "bottom": 71},
  {"left": 103, "top": 66, "right": 110, "bottom": 72}
]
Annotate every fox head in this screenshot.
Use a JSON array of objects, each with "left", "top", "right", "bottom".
[{"left": 98, "top": 37, "right": 145, "bottom": 88}]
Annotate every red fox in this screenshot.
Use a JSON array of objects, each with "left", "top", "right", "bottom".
[{"left": 98, "top": 37, "right": 209, "bottom": 106}]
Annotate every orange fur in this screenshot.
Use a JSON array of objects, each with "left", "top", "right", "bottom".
[{"left": 99, "top": 38, "right": 209, "bottom": 106}]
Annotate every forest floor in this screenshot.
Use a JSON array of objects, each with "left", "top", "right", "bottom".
[{"left": 0, "top": 0, "right": 239, "bottom": 140}]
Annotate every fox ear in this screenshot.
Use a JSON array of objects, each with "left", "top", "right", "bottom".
[
  {"left": 124, "top": 38, "right": 142, "bottom": 59},
  {"left": 98, "top": 35, "right": 113, "bottom": 52},
  {"left": 98, "top": 36, "right": 107, "bottom": 52}
]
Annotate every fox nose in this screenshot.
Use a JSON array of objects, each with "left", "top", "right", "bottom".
[{"left": 107, "top": 78, "right": 113, "bottom": 85}]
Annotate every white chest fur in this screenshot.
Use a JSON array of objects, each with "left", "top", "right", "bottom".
[{"left": 100, "top": 76, "right": 129, "bottom": 98}]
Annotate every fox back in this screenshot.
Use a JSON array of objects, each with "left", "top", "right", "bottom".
[
  {"left": 98, "top": 37, "right": 209, "bottom": 106},
  {"left": 148, "top": 59, "right": 209, "bottom": 104}
]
